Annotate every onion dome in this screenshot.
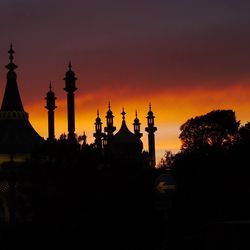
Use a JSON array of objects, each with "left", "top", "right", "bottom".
[{"left": 111, "top": 108, "right": 143, "bottom": 157}]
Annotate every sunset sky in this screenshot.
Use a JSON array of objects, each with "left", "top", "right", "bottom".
[{"left": 0, "top": 0, "right": 250, "bottom": 164}]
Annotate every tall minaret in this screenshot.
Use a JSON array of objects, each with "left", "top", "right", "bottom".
[
  {"left": 104, "top": 102, "right": 116, "bottom": 143},
  {"left": 133, "top": 110, "right": 143, "bottom": 139},
  {"left": 45, "top": 83, "right": 57, "bottom": 141},
  {"left": 63, "top": 61, "right": 77, "bottom": 142},
  {"left": 145, "top": 103, "right": 157, "bottom": 167},
  {"left": 93, "top": 110, "right": 103, "bottom": 150}
]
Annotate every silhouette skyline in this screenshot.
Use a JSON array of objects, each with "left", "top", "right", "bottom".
[{"left": 0, "top": 1, "right": 250, "bottom": 163}]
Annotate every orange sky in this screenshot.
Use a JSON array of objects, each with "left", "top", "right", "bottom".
[
  {"left": 1, "top": 1, "right": 250, "bottom": 164},
  {"left": 25, "top": 82, "right": 250, "bottom": 164}
]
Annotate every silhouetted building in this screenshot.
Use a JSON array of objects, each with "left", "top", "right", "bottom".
[
  {"left": 133, "top": 110, "right": 143, "bottom": 139},
  {"left": 0, "top": 45, "right": 43, "bottom": 162},
  {"left": 64, "top": 61, "right": 77, "bottom": 143},
  {"left": 111, "top": 108, "right": 143, "bottom": 161},
  {"left": 104, "top": 102, "right": 116, "bottom": 145},
  {"left": 45, "top": 83, "right": 57, "bottom": 141},
  {"left": 145, "top": 104, "right": 157, "bottom": 167},
  {"left": 93, "top": 110, "right": 104, "bottom": 150}
]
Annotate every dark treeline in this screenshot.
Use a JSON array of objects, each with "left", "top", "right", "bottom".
[{"left": 1, "top": 109, "right": 250, "bottom": 249}]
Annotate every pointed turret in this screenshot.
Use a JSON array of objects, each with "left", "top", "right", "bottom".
[
  {"left": 64, "top": 61, "right": 77, "bottom": 143},
  {"left": 104, "top": 102, "right": 116, "bottom": 142},
  {"left": 145, "top": 103, "right": 157, "bottom": 167},
  {"left": 45, "top": 83, "right": 57, "bottom": 141},
  {"left": 1, "top": 44, "right": 24, "bottom": 111},
  {"left": 94, "top": 110, "right": 104, "bottom": 150},
  {"left": 133, "top": 110, "right": 142, "bottom": 138},
  {"left": 0, "top": 45, "right": 43, "bottom": 161}
]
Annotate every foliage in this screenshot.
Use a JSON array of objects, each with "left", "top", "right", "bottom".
[
  {"left": 179, "top": 109, "right": 240, "bottom": 152},
  {"left": 238, "top": 121, "right": 250, "bottom": 143},
  {"left": 157, "top": 150, "right": 175, "bottom": 170}
]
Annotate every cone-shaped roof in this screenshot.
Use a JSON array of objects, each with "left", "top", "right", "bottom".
[
  {"left": 0, "top": 45, "right": 43, "bottom": 155},
  {"left": 1, "top": 44, "right": 24, "bottom": 111}
]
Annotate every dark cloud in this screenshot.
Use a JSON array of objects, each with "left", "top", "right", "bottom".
[{"left": 0, "top": 0, "right": 250, "bottom": 103}]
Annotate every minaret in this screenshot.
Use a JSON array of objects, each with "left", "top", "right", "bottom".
[
  {"left": 104, "top": 102, "right": 116, "bottom": 143},
  {"left": 133, "top": 110, "right": 143, "bottom": 139},
  {"left": 63, "top": 61, "right": 77, "bottom": 142},
  {"left": 45, "top": 83, "right": 57, "bottom": 141},
  {"left": 93, "top": 110, "right": 103, "bottom": 150},
  {"left": 145, "top": 103, "right": 157, "bottom": 167}
]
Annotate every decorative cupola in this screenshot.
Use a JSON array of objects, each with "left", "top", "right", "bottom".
[
  {"left": 94, "top": 110, "right": 104, "bottom": 150},
  {"left": 145, "top": 103, "right": 157, "bottom": 167},
  {"left": 104, "top": 102, "right": 116, "bottom": 141},
  {"left": 133, "top": 110, "right": 143, "bottom": 138},
  {"left": 45, "top": 83, "right": 57, "bottom": 141},
  {"left": 63, "top": 61, "right": 77, "bottom": 142}
]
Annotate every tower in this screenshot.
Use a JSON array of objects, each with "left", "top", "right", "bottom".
[
  {"left": 104, "top": 102, "right": 116, "bottom": 143},
  {"left": 93, "top": 110, "right": 104, "bottom": 150},
  {"left": 133, "top": 110, "right": 143, "bottom": 139},
  {"left": 145, "top": 103, "right": 157, "bottom": 167},
  {"left": 63, "top": 61, "right": 77, "bottom": 142},
  {"left": 0, "top": 44, "right": 43, "bottom": 161},
  {"left": 45, "top": 83, "right": 57, "bottom": 141}
]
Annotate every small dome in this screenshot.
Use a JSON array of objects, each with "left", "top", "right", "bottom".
[{"left": 95, "top": 116, "right": 101, "bottom": 123}]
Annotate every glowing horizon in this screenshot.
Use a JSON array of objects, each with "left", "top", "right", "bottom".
[
  {"left": 1, "top": 1, "right": 250, "bottom": 164},
  {"left": 25, "top": 83, "right": 250, "bottom": 165}
]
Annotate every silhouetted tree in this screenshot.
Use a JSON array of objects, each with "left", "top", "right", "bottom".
[
  {"left": 179, "top": 109, "right": 239, "bottom": 152},
  {"left": 238, "top": 121, "right": 250, "bottom": 144},
  {"left": 157, "top": 150, "right": 175, "bottom": 170}
]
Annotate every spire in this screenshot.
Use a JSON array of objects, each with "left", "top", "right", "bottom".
[
  {"left": 121, "top": 108, "right": 126, "bottom": 121},
  {"left": 1, "top": 45, "right": 24, "bottom": 111},
  {"left": 133, "top": 110, "right": 142, "bottom": 138},
  {"left": 5, "top": 43, "right": 18, "bottom": 72},
  {"left": 68, "top": 61, "right": 72, "bottom": 71}
]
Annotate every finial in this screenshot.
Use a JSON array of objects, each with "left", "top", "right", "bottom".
[
  {"left": 149, "top": 102, "right": 152, "bottom": 111},
  {"left": 108, "top": 101, "right": 111, "bottom": 110},
  {"left": 49, "top": 82, "right": 52, "bottom": 91},
  {"left": 9, "top": 43, "right": 14, "bottom": 63},
  {"left": 68, "top": 61, "right": 72, "bottom": 71},
  {"left": 135, "top": 110, "right": 138, "bottom": 118},
  {"left": 97, "top": 109, "right": 99, "bottom": 117},
  {"left": 121, "top": 107, "right": 126, "bottom": 120},
  {"left": 5, "top": 43, "right": 18, "bottom": 71}
]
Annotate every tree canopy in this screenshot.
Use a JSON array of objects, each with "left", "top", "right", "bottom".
[{"left": 179, "top": 110, "right": 240, "bottom": 152}]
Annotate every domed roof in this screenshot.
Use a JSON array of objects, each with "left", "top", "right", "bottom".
[{"left": 112, "top": 119, "right": 143, "bottom": 154}]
